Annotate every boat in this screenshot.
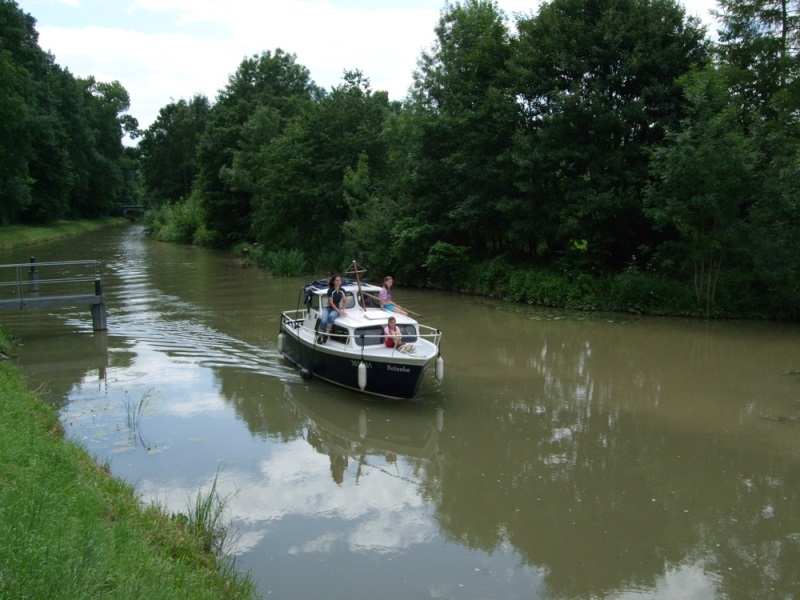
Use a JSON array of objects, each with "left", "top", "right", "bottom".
[{"left": 278, "top": 263, "right": 444, "bottom": 400}]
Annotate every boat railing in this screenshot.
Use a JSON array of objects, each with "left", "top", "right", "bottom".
[
  {"left": 281, "top": 309, "right": 443, "bottom": 349},
  {"left": 415, "top": 323, "right": 443, "bottom": 348},
  {"left": 281, "top": 309, "right": 307, "bottom": 328}
]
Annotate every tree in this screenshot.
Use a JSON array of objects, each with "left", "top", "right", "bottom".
[
  {"left": 714, "top": 0, "right": 800, "bottom": 125},
  {"left": 0, "top": 47, "right": 33, "bottom": 224},
  {"left": 1, "top": 2, "right": 136, "bottom": 223},
  {"left": 247, "top": 70, "right": 391, "bottom": 264},
  {"left": 139, "top": 95, "right": 210, "bottom": 206},
  {"left": 713, "top": 0, "right": 800, "bottom": 318},
  {"left": 69, "top": 77, "right": 136, "bottom": 217},
  {"left": 0, "top": 0, "right": 39, "bottom": 223},
  {"left": 405, "top": 0, "right": 518, "bottom": 266},
  {"left": 510, "top": 0, "right": 709, "bottom": 269},
  {"left": 196, "top": 49, "right": 319, "bottom": 245},
  {"left": 645, "top": 66, "right": 758, "bottom": 316}
]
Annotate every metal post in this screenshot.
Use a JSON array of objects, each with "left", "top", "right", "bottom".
[
  {"left": 28, "top": 256, "right": 39, "bottom": 295},
  {"left": 91, "top": 277, "right": 107, "bottom": 330}
]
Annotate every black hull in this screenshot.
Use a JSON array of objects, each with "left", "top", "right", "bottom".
[{"left": 281, "top": 326, "right": 428, "bottom": 400}]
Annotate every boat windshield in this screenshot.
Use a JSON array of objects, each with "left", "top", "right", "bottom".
[
  {"left": 358, "top": 292, "right": 381, "bottom": 309},
  {"left": 354, "top": 326, "right": 385, "bottom": 347},
  {"left": 354, "top": 324, "right": 418, "bottom": 347}
]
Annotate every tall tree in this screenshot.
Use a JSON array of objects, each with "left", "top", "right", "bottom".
[
  {"left": 196, "top": 50, "right": 319, "bottom": 245},
  {"left": 1, "top": 1, "right": 135, "bottom": 223},
  {"left": 247, "top": 70, "right": 391, "bottom": 262},
  {"left": 70, "top": 78, "right": 135, "bottom": 217},
  {"left": 645, "top": 66, "right": 758, "bottom": 316},
  {"left": 139, "top": 95, "right": 210, "bottom": 206},
  {"left": 714, "top": 0, "right": 800, "bottom": 124},
  {"left": 0, "top": 0, "right": 39, "bottom": 223},
  {"left": 714, "top": 0, "right": 800, "bottom": 318},
  {"left": 510, "top": 0, "right": 709, "bottom": 269},
  {"left": 405, "top": 0, "right": 518, "bottom": 271}
]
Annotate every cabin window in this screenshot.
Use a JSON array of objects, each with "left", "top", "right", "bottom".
[
  {"left": 354, "top": 326, "right": 385, "bottom": 347},
  {"left": 359, "top": 293, "right": 380, "bottom": 308},
  {"left": 329, "top": 325, "right": 349, "bottom": 345},
  {"left": 399, "top": 324, "right": 417, "bottom": 342},
  {"left": 317, "top": 293, "right": 355, "bottom": 311}
]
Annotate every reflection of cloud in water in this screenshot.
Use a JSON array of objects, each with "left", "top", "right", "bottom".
[
  {"left": 135, "top": 438, "right": 436, "bottom": 556},
  {"left": 289, "top": 532, "right": 339, "bottom": 555},
  {"left": 616, "top": 561, "right": 717, "bottom": 599},
  {"left": 348, "top": 504, "right": 434, "bottom": 554},
  {"left": 167, "top": 391, "right": 227, "bottom": 417},
  {"left": 105, "top": 343, "right": 229, "bottom": 417}
]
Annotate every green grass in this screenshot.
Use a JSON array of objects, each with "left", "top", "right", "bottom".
[
  {"left": 0, "top": 329, "right": 256, "bottom": 600},
  {"left": 0, "top": 218, "right": 126, "bottom": 250}
]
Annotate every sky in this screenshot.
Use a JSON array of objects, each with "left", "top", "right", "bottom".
[{"left": 17, "top": 0, "right": 719, "bottom": 137}]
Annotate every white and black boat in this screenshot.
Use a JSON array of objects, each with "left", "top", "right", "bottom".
[{"left": 278, "top": 267, "right": 443, "bottom": 400}]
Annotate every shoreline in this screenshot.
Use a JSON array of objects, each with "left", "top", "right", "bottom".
[{"left": 0, "top": 217, "right": 128, "bottom": 250}]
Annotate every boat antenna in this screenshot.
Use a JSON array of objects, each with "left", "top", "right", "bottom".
[{"left": 347, "top": 260, "right": 368, "bottom": 311}]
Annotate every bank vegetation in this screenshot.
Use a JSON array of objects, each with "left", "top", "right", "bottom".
[
  {"left": 0, "top": 217, "right": 126, "bottom": 250},
  {"left": 0, "top": 327, "right": 256, "bottom": 600}
]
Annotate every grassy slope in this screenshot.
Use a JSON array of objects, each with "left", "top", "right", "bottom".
[
  {"left": 0, "top": 328, "right": 255, "bottom": 599},
  {"left": 0, "top": 218, "right": 127, "bottom": 250}
]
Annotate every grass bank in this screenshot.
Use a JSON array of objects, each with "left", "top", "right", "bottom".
[
  {"left": 0, "top": 217, "right": 127, "bottom": 250},
  {"left": 0, "top": 327, "right": 256, "bottom": 600}
]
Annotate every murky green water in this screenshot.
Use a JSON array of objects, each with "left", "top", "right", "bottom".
[{"left": 3, "top": 225, "right": 799, "bottom": 599}]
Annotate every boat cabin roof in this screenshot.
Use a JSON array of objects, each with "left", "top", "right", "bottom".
[{"left": 303, "top": 278, "right": 415, "bottom": 326}]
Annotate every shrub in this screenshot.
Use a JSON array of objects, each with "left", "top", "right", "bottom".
[
  {"left": 423, "top": 242, "right": 469, "bottom": 288},
  {"left": 474, "top": 256, "right": 513, "bottom": 296},
  {"left": 263, "top": 248, "right": 308, "bottom": 276},
  {"left": 142, "top": 193, "right": 208, "bottom": 246}
]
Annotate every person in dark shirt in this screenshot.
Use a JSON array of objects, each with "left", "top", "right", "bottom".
[{"left": 319, "top": 274, "right": 347, "bottom": 343}]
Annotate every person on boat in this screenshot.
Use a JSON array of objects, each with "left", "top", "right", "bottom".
[
  {"left": 319, "top": 274, "right": 347, "bottom": 343},
  {"left": 383, "top": 316, "right": 405, "bottom": 349},
  {"left": 379, "top": 276, "right": 408, "bottom": 315}
]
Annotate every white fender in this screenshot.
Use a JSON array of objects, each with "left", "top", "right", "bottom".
[
  {"left": 358, "top": 361, "right": 367, "bottom": 390},
  {"left": 435, "top": 356, "right": 444, "bottom": 381},
  {"left": 436, "top": 408, "right": 444, "bottom": 432},
  {"left": 277, "top": 332, "right": 285, "bottom": 353}
]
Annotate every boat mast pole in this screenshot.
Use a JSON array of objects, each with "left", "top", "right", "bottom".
[{"left": 351, "top": 260, "right": 367, "bottom": 311}]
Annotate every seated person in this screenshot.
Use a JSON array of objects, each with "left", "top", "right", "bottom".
[
  {"left": 383, "top": 316, "right": 405, "bottom": 349},
  {"left": 380, "top": 276, "right": 408, "bottom": 315},
  {"left": 319, "top": 274, "right": 346, "bottom": 343}
]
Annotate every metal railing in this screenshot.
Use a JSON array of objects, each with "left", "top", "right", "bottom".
[
  {"left": 281, "top": 309, "right": 443, "bottom": 349},
  {"left": 0, "top": 258, "right": 107, "bottom": 329}
]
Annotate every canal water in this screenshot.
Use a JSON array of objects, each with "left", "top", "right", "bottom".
[{"left": 2, "top": 224, "right": 799, "bottom": 599}]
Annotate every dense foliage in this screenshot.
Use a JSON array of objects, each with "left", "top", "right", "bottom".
[
  {"left": 0, "top": 1, "right": 137, "bottom": 224},
  {"left": 4, "top": 0, "right": 799, "bottom": 318}
]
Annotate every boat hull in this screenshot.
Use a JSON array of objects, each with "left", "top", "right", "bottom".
[{"left": 280, "top": 324, "right": 429, "bottom": 400}]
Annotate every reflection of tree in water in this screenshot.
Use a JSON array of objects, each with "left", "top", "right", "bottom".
[
  {"left": 306, "top": 426, "right": 349, "bottom": 484},
  {"left": 216, "top": 369, "right": 305, "bottom": 441},
  {"left": 329, "top": 452, "right": 347, "bottom": 485},
  {"left": 306, "top": 423, "right": 412, "bottom": 485},
  {"left": 429, "top": 331, "right": 800, "bottom": 599}
]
